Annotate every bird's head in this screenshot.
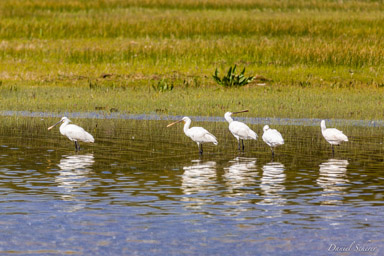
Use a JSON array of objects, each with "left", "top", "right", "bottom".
[
  {"left": 167, "top": 117, "right": 189, "bottom": 127},
  {"left": 225, "top": 110, "right": 248, "bottom": 123},
  {"left": 48, "top": 117, "right": 71, "bottom": 130},
  {"left": 263, "top": 125, "right": 270, "bottom": 132},
  {"left": 61, "top": 117, "right": 71, "bottom": 123}
]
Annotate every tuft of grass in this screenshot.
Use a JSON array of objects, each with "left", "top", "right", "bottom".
[
  {"left": 213, "top": 65, "right": 254, "bottom": 88},
  {"left": 152, "top": 79, "right": 174, "bottom": 92}
]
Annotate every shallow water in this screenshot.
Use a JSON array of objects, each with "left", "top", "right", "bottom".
[
  {"left": 2, "top": 110, "right": 384, "bottom": 127},
  {"left": 0, "top": 117, "right": 383, "bottom": 255}
]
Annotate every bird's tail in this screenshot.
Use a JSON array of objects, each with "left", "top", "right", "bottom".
[
  {"left": 206, "top": 134, "right": 218, "bottom": 145},
  {"left": 212, "top": 136, "right": 218, "bottom": 145},
  {"left": 85, "top": 132, "right": 95, "bottom": 143},
  {"left": 249, "top": 130, "right": 258, "bottom": 140}
]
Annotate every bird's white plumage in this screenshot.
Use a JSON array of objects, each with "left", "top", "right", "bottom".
[
  {"left": 229, "top": 121, "right": 257, "bottom": 140},
  {"left": 224, "top": 112, "right": 257, "bottom": 141},
  {"left": 60, "top": 123, "right": 95, "bottom": 143},
  {"left": 321, "top": 120, "right": 348, "bottom": 145},
  {"left": 262, "top": 125, "right": 284, "bottom": 148},
  {"left": 186, "top": 126, "right": 218, "bottom": 145},
  {"left": 225, "top": 111, "right": 256, "bottom": 152},
  {"left": 167, "top": 116, "right": 217, "bottom": 155},
  {"left": 49, "top": 117, "right": 94, "bottom": 150},
  {"left": 182, "top": 117, "right": 218, "bottom": 145}
]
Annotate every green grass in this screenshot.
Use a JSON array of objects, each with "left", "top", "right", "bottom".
[
  {"left": 1, "top": 83, "right": 383, "bottom": 121},
  {"left": 1, "top": 0, "right": 384, "bottom": 120}
]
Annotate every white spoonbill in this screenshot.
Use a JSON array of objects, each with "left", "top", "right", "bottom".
[
  {"left": 224, "top": 110, "right": 257, "bottom": 151},
  {"left": 321, "top": 120, "right": 348, "bottom": 155},
  {"left": 48, "top": 117, "right": 94, "bottom": 151},
  {"left": 167, "top": 117, "right": 218, "bottom": 155},
  {"left": 262, "top": 125, "right": 284, "bottom": 158}
]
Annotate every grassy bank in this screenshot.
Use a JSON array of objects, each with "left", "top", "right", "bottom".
[
  {"left": 1, "top": 0, "right": 384, "bottom": 85},
  {"left": 1, "top": 84, "right": 383, "bottom": 121},
  {"left": 0, "top": 0, "right": 384, "bottom": 119}
]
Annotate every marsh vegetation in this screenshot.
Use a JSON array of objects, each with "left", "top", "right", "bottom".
[{"left": 0, "top": 0, "right": 383, "bottom": 119}]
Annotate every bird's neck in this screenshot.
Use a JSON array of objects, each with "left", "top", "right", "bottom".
[
  {"left": 224, "top": 115, "right": 233, "bottom": 123},
  {"left": 183, "top": 120, "right": 191, "bottom": 134},
  {"left": 59, "top": 121, "right": 69, "bottom": 134}
]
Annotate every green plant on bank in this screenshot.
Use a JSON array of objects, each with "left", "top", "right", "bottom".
[
  {"left": 213, "top": 65, "right": 254, "bottom": 88},
  {"left": 152, "top": 79, "right": 174, "bottom": 92}
]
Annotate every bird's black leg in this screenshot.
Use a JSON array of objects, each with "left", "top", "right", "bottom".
[
  {"left": 75, "top": 141, "right": 80, "bottom": 151},
  {"left": 238, "top": 140, "right": 241, "bottom": 151},
  {"left": 199, "top": 144, "right": 203, "bottom": 156},
  {"left": 271, "top": 148, "right": 275, "bottom": 160},
  {"left": 332, "top": 145, "right": 335, "bottom": 156},
  {"left": 242, "top": 140, "right": 245, "bottom": 151}
]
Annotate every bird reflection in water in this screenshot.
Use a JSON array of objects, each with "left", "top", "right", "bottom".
[
  {"left": 56, "top": 154, "right": 95, "bottom": 211},
  {"left": 224, "top": 157, "right": 258, "bottom": 194},
  {"left": 259, "top": 162, "right": 286, "bottom": 206},
  {"left": 317, "top": 159, "right": 349, "bottom": 205},
  {"left": 223, "top": 157, "right": 258, "bottom": 215},
  {"left": 181, "top": 160, "right": 217, "bottom": 209}
]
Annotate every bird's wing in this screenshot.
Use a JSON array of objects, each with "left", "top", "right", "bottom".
[
  {"left": 263, "top": 129, "right": 284, "bottom": 145},
  {"left": 230, "top": 121, "right": 257, "bottom": 140},
  {"left": 324, "top": 128, "right": 348, "bottom": 142},
  {"left": 65, "top": 124, "right": 95, "bottom": 142},
  {"left": 188, "top": 127, "right": 218, "bottom": 145}
]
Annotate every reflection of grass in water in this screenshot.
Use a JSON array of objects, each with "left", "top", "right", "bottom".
[
  {"left": 0, "top": 84, "right": 383, "bottom": 120},
  {"left": 1, "top": 116, "right": 384, "bottom": 175}
]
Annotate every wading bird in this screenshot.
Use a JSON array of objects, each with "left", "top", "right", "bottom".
[
  {"left": 48, "top": 117, "right": 94, "bottom": 151},
  {"left": 167, "top": 117, "right": 218, "bottom": 156},
  {"left": 224, "top": 110, "right": 257, "bottom": 151},
  {"left": 320, "top": 120, "right": 348, "bottom": 155},
  {"left": 262, "top": 125, "right": 284, "bottom": 158}
]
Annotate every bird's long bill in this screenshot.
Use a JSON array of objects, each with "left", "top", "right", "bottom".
[
  {"left": 166, "top": 119, "right": 183, "bottom": 127},
  {"left": 232, "top": 109, "right": 249, "bottom": 115},
  {"left": 48, "top": 120, "right": 62, "bottom": 130}
]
